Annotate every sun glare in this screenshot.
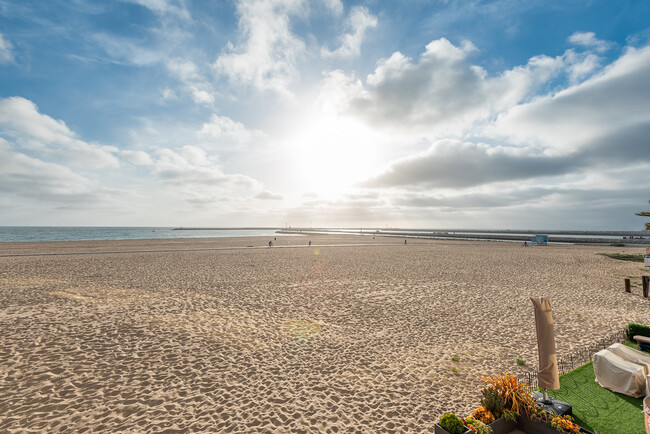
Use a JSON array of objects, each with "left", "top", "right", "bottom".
[{"left": 288, "top": 116, "right": 379, "bottom": 197}]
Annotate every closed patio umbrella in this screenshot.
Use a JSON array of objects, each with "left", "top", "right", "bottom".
[{"left": 531, "top": 296, "right": 560, "bottom": 394}]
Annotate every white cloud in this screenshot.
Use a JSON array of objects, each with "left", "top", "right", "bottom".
[
  {"left": 190, "top": 88, "right": 215, "bottom": 105},
  {"left": 197, "top": 114, "right": 268, "bottom": 148},
  {"left": 92, "top": 33, "right": 162, "bottom": 66},
  {"left": 0, "top": 138, "right": 94, "bottom": 198},
  {"left": 322, "top": 0, "right": 343, "bottom": 15},
  {"left": 494, "top": 45, "right": 650, "bottom": 153},
  {"left": 0, "top": 33, "right": 15, "bottom": 64},
  {"left": 165, "top": 58, "right": 216, "bottom": 105},
  {"left": 563, "top": 49, "right": 602, "bottom": 82},
  {"left": 320, "top": 38, "right": 563, "bottom": 136},
  {"left": 255, "top": 190, "right": 284, "bottom": 200},
  {"left": 121, "top": 150, "right": 154, "bottom": 166},
  {"left": 166, "top": 58, "right": 201, "bottom": 82},
  {"left": 214, "top": 0, "right": 307, "bottom": 96},
  {"left": 121, "top": 0, "right": 191, "bottom": 20},
  {"left": 568, "top": 31, "right": 612, "bottom": 53},
  {"left": 321, "top": 6, "right": 377, "bottom": 59},
  {"left": 0, "top": 97, "right": 119, "bottom": 168},
  {"left": 362, "top": 139, "right": 576, "bottom": 189},
  {"left": 153, "top": 146, "right": 259, "bottom": 190},
  {"left": 161, "top": 87, "right": 177, "bottom": 100}
]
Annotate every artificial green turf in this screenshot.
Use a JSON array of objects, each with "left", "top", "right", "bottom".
[
  {"left": 546, "top": 361, "right": 644, "bottom": 434},
  {"left": 624, "top": 340, "right": 638, "bottom": 349}
]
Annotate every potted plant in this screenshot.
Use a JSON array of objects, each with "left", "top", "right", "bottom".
[
  {"left": 436, "top": 412, "right": 470, "bottom": 434},
  {"left": 464, "top": 415, "right": 493, "bottom": 433},
  {"left": 476, "top": 387, "right": 518, "bottom": 434}
]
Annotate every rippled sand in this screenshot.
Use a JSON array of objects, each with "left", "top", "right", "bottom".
[{"left": 1, "top": 235, "right": 648, "bottom": 432}]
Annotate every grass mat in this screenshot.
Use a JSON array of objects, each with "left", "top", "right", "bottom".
[{"left": 546, "top": 361, "right": 644, "bottom": 434}]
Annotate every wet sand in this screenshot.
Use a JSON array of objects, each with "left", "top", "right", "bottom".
[{"left": 1, "top": 235, "right": 648, "bottom": 432}]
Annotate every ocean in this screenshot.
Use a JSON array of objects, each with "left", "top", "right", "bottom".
[{"left": 0, "top": 227, "right": 286, "bottom": 243}]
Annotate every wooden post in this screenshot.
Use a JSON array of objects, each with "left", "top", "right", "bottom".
[
  {"left": 644, "top": 276, "right": 650, "bottom": 298},
  {"left": 625, "top": 278, "right": 631, "bottom": 293}
]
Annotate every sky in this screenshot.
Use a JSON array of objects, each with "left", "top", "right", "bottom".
[{"left": 0, "top": 0, "right": 649, "bottom": 230}]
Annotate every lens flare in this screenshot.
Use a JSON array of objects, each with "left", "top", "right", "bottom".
[{"left": 282, "top": 320, "right": 322, "bottom": 343}]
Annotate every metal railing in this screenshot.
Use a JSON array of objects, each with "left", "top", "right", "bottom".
[{"left": 521, "top": 327, "right": 629, "bottom": 390}]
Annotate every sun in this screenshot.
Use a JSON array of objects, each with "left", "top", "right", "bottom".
[{"left": 287, "top": 115, "right": 380, "bottom": 197}]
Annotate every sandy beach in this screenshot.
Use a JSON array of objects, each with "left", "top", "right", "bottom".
[{"left": 1, "top": 235, "right": 649, "bottom": 432}]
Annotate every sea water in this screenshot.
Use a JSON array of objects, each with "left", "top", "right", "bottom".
[{"left": 0, "top": 227, "right": 286, "bottom": 243}]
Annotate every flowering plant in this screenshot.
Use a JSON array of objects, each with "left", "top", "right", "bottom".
[
  {"left": 550, "top": 415, "right": 580, "bottom": 433},
  {"left": 472, "top": 406, "right": 495, "bottom": 425},
  {"left": 480, "top": 372, "right": 534, "bottom": 416},
  {"left": 464, "top": 416, "right": 493, "bottom": 434}
]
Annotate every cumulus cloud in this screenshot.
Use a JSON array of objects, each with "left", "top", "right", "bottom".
[
  {"left": 321, "top": 38, "right": 563, "bottom": 134},
  {"left": 214, "top": 0, "right": 307, "bottom": 96},
  {"left": 364, "top": 124, "right": 650, "bottom": 191},
  {"left": 568, "top": 31, "right": 613, "bottom": 53},
  {"left": 255, "top": 190, "right": 284, "bottom": 200},
  {"left": 198, "top": 114, "right": 268, "bottom": 148},
  {"left": 362, "top": 139, "right": 578, "bottom": 189},
  {"left": 0, "top": 97, "right": 119, "bottom": 168},
  {"left": 0, "top": 138, "right": 94, "bottom": 199},
  {"left": 121, "top": 150, "right": 154, "bottom": 166},
  {"left": 0, "top": 33, "right": 15, "bottom": 64},
  {"left": 494, "top": 45, "right": 650, "bottom": 152},
  {"left": 321, "top": 6, "right": 377, "bottom": 59},
  {"left": 362, "top": 44, "right": 650, "bottom": 193},
  {"left": 563, "top": 49, "right": 602, "bottom": 82},
  {"left": 164, "top": 58, "right": 216, "bottom": 105},
  {"left": 153, "top": 146, "right": 259, "bottom": 190},
  {"left": 391, "top": 187, "right": 557, "bottom": 209}
]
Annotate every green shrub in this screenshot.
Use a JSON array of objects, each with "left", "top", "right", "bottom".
[
  {"left": 515, "top": 358, "right": 526, "bottom": 366},
  {"left": 464, "top": 416, "right": 492, "bottom": 434},
  {"left": 451, "top": 356, "right": 460, "bottom": 362},
  {"left": 629, "top": 323, "right": 650, "bottom": 338},
  {"left": 599, "top": 253, "right": 643, "bottom": 262},
  {"left": 502, "top": 409, "right": 518, "bottom": 422},
  {"left": 481, "top": 387, "right": 503, "bottom": 418},
  {"left": 439, "top": 413, "right": 465, "bottom": 434}
]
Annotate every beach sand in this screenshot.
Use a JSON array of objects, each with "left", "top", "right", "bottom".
[{"left": 1, "top": 235, "right": 649, "bottom": 432}]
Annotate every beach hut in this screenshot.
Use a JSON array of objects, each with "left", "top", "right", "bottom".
[{"left": 532, "top": 235, "right": 548, "bottom": 246}]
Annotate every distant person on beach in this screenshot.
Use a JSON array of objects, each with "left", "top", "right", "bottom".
[
  {"left": 269, "top": 240, "right": 272, "bottom": 247},
  {"left": 524, "top": 241, "right": 528, "bottom": 247},
  {"left": 404, "top": 239, "right": 407, "bottom": 245},
  {"left": 309, "top": 240, "right": 312, "bottom": 246}
]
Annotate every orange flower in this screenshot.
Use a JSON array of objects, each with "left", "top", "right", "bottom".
[{"left": 473, "top": 406, "right": 495, "bottom": 424}]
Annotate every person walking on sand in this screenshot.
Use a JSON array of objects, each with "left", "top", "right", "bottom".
[
  {"left": 269, "top": 240, "right": 272, "bottom": 247},
  {"left": 404, "top": 239, "right": 407, "bottom": 245},
  {"left": 309, "top": 240, "right": 312, "bottom": 246}
]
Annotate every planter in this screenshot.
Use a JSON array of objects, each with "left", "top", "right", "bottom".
[
  {"left": 434, "top": 424, "right": 471, "bottom": 434},
  {"left": 516, "top": 417, "right": 594, "bottom": 434},
  {"left": 488, "top": 417, "right": 517, "bottom": 434}
]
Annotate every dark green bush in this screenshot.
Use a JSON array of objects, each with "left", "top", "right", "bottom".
[
  {"left": 629, "top": 323, "right": 650, "bottom": 338},
  {"left": 439, "top": 413, "right": 465, "bottom": 434}
]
